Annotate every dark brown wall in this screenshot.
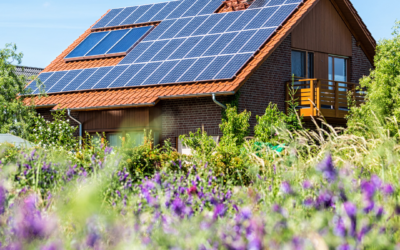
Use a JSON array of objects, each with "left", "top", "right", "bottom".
[
  {"left": 160, "top": 96, "right": 229, "bottom": 148},
  {"left": 291, "top": 0, "right": 353, "bottom": 57},
  {"left": 350, "top": 36, "right": 373, "bottom": 83},
  {"left": 78, "top": 106, "right": 161, "bottom": 133},
  {"left": 238, "top": 35, "right": 292, "bottom": 135}
]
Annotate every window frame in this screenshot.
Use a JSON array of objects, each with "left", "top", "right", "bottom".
[{"left": 291, "top": 49, "right": 315, "bottom": 79}]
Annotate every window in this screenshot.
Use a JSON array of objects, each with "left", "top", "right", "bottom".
[
  {"left": 329, "top": 56, "right": 347, "bottom": 82},
  {"left": 291, "top": 50, "right": 314, "bottom": 78},
  {"left": 107, "top": 133, "right": 123, "bottom": 147},
  {"left": 65, "top": 26, "right": 153, "bottom": 61}
]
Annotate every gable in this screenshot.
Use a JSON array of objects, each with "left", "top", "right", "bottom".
[{"left": 291, "top": 0, "right": 352, "bottom": 56}]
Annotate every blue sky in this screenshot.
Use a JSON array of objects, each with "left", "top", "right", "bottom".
[{"left": 0, "top": 0, "right": 398, "bottom": 68}]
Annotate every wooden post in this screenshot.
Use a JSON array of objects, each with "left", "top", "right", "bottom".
[
  {"left": 310, "top": 80, "right": 314, "bottom": 116},
  {"left": 316, "top": 80, "right": 321, "bottom": 116},
  {"left": 335, "top": 81, "right": 339, "bottom": 117}
]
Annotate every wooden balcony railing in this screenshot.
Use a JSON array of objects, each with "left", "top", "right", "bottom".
[{"left": 286, "top": 79, "right": 366, "bottom": 119}]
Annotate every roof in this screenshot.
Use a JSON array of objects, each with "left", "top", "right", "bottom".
[
  {"left": 25, "top": 0, "right": 375, "bottom": 111},
  {"left": 0, "top": 134, "right": 35, "bottom": 148},
  {"left": 15, "top": 66, "right": 44, "bottom": 82}
]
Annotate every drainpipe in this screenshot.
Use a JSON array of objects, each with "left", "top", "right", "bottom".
[
  {"left": 67, "top": 109, "right": 82, "bottom": 147},
  {"left": 212, "top": 93, "right": 227, "bottom": 109}
]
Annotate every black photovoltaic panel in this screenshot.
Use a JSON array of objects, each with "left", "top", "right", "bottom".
[
  {"left": 33, "top": 71, "right": 67, "bottom": 94},
  {"left": 40, "top": 1, "right": 302, "bottom": 93},
  {"left": 27, "top": 72, "right": 53, "bottom": 93},
  {"left": 121, "top": 4, "right": 153, "bottom": 26}
]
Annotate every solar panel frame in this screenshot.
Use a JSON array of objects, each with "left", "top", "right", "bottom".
[
  {"left": 226, "top": 9, "right": 261, "bottom": 32},
  {"left": 208, "top": 11, "right": 243, "bottom": 34},
  {"left": 174, "top": 15, "right": 209, "bottom": 38},
  {"left": 142, "top": 60, "right": 180, "bottom": 85},
  {"left": 109, "top": 64, "right": 146, "bottom": 88},
  {"left": 165, "top": 0, "right": 196, "bottom": 20},
  {"left": 150, "top": 1, "right": 181, "bottom": 22},
  {"left": 167, "top": 36, "right": 203, "bottom": 60},
  {"left": 151, "top": 38, "right": 186, "bottom": 62},
  {"left": 244, "top": 6, "right": 279, "bottom": 30},
  {"left": 262, "top": 4, "right": 298, "bottom": 27},
  {"left": 135, "top": 40, "right": 169, "bottom": 63},
  {"left": 77, "top": 67, "right": 113, "bottom": 91},
  {"left": 65, "top": 31, "right": 109, "bottom": 59},
  {"left": 182, "top": 0, "right": 210, "bottom": 17},
  {"left": 178, "top": 56, "right": 215, "bottom": 82},
  {"left": 107, "top": 26, "right": 153, "bottom": 54},
  {"left": 143, "top": 19, "right": 177, "bottom": 41},
  {"left": 33, "top": 71, "right": 68, "bottom": 94},
  {"left": 196, "top": 55, "right": 233, "bottom": 81},
  {"left": 198, "top": 0, "right": 223, "bottom": 15},
  {"left": 220, "top": 30, "right": 257, "bottom": 54},
  {"left": 126, "top": 62, "right": 163, "bottom": 86},
  {"left": 121, "top": 4, "right": 153, "bottom": 26},
  {"left": 214, "top": 53, "right": 253, "bottom": 79},
  {"left": 92, "top": 65, "right": 130, "bottom": 89},
  {"left": 158, "top": 17, "right": 194, "bottom": 40},
  {"left": 27, "top": 72, "right": 54, "bottom": 94},
  {"left": 86, "top": 29, "right": 130, "bottom": 56},
  {"left": 239, "top": 28, "right": 274, "bottom": 53},
  {"left": 118, "top": 41, "right": 154, "bottom": 65},
  {"left": 185, "top": 34, "right": 221, "bottom": 58},
  {"left": 202, "top": 32, "right": 238, "bottom": 56},
  {"left": 192, "top": 13, "right": 226, "bottom": 36}
]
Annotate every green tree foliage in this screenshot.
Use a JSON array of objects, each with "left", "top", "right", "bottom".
[
  {"left": 254, "top": 103, "right": 286, "bottom": 142},
  {"left": 0, "top": 44, "right": 37, "bottom": 137},
  {"left": 348, "top": 22, "right": 400, "bottom": 136}
]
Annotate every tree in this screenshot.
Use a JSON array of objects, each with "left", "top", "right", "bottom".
[
  {"left": 0, "top": 43, "right": 37, "bottom": 138},
  {"left": 347, "top": 21, "right": 400, "bottom": 136}
]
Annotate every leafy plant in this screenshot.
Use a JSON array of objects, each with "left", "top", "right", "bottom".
[
  {"left": 179, "top": 128, "right": 217, "bottom": 163},
  {"left": 219, "top": 104, "right": 251, "bottom": 146}
]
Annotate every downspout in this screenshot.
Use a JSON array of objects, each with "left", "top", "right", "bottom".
[
  {"left": 67, "top": 109, "right": 82, "bottom": 147},
  {"left": 212, "top": 93, "right": 227, "bottom": 109}
]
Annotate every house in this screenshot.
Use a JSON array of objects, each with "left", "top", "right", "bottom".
[
  {"left": 15, "top": 66, "right": 44, "bottom": 82},
  {"left": 24, "top": 0, "right": 375, "bottom": 150}
]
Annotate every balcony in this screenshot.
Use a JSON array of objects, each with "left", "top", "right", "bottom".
[{"left": 286, "top": 79, "right": 366, "bottom": 119}]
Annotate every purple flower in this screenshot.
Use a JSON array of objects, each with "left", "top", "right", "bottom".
[
  {"left": 302, "top": 180, "right": 312, "bottom": 189},
  {"left": 376, "top": 207, "right": 384, "bottom": 219},
  {"left": 272, "top": 204, "right": 281, "bottom": 213},
  {"left": 371, "top": 175, "right": 382, "bottom": 188},
  {"left": 303, "top": 197, "right": 314, "bottom": 207},
  {"left": 171, "top": 198, "right": 185, "bottom": 217},
  {"left": 357, "top": 225, "right": 372, "bottom": 241},
  {"left": 86, "top": 232, "right": 99, "bottom": 248},
  {"left": 363, "top": 199, "right": 374, "bottom": 213},
  {"left": 104, "top": 146, "right": 113, "bottom": 154},
  {"left": 241, "top": 207, "right": 252, "bottom": 220},
  {"left": 337, "top": 244, "right": 350, "bottom": 250},
  {"left": 316, "top": 191, "right": 334, "bottom": 209},
  {"left": 361, "top": 180, "right": 375, "bottom": 199},
  {"left": 0, "top": 185, "right": 6, "bottom": 215},
  {"left": 187, "top": 186, "right": 197, "bottom": 196},
  {"left": 334, "top": 218, "right": 347, "bottom": 237},
  {"left": 344, "top": 202, "right": 357, "bottom": 217},
  {"left": 280, "top": 181, "right": 292, "bottom": 194},
  {"left": 145, "top": 181, "right": 156, "bottom": 190},
  {"left": 382, "top": 184, "right": 394, "bottom": 195},
  {"left": 317, "top": 154, "right": 337, "bottom": 182},
  {"left": 292, "top": 237, "right": 303, "bottom": 250},
  {"left": 213, "top": 204, "right": 226, "bottom": 219}
]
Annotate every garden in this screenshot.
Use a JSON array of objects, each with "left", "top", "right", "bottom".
[{"left": 0, "top": 23, "right": 400, "bottom": 250}]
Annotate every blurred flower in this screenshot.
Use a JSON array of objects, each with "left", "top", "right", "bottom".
[
  {"left": 272, "top": 204, "right": 281, "bottom": 213},
  {"left": 280, "top": 181, "right": 292, "bottom": 194},
  {"left": 376, "top": 206, "right": 384, "bottom": 219},
  {"left": 371, "top": 175, "right": 382, "bottom": 188},
  {"left": 382, "top": 184, "right": 394, "bottom": 196},
  {"left": 171, "top": 198, "right": 185, "bottom": 217},
  {"left": 303, "top": 197, "right": 314, "bottom": 207},
  {"left": 213, "top": 204, "right": 226, "bottom": 220},
  {"left": 302, "top": 180, "right": 312, "bottom": 189},
  {"left": 188, "top": 186, "right": 197, "bottom": 196},
  {"left": 344, "top": 202, "right": 357, "bottom": 217},
  {"left": 316, "top": 191, "right": 334, "bottom": 209},
  {"left": 361, "top": 180, "right": 375, "bottom": 199},
  {"left": 0, "top": 184, "right": 6, "bottom": 215},
  {"left": 86, "top": 232, "right": 99, "bottom": 248},
  {"left": 337, "top": 243, "right": 350, "bottom": 250},
  {"left": 241, "top": 207, "right": 252, "bottom": 220},
  {"left": 317, "top": 154, "right": 337, "bottom": 182}
]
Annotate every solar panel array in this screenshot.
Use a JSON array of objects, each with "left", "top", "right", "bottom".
[{"left": 28, "top": 0, "right": 302, "bottom": 94}]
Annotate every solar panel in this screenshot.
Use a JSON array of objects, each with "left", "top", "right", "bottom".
[
  {"left": 93, "top": 65, "right": 130, "bottom": 89},
  {"left": 121, "top": 4, "right": 153, "bottom": 26},
  {"left": 136, "top": 2, "right": 168, "bottom": 24},
  {"left": 150, "top": 1, "right": 181, "bottom": 21},
  {"left": 266, "top": 0, "right": 286, "bottom": 6},
  {"left": 86, "top": 29, "right": 130, "bottom": 56},
  {"left": 214, "top": 53, "right": 253, "bottom": 79},
  {"left": 159, "top": 17, "right": 193, "bottom": 39},
  {"left": 77, "top": 67, "right": 113, "bottom": 91},
  {"left": 244, "top": 6, "right": 278, "bottom": 30},
  {"left": 135, "top": 40, "right": 169, "bottom": 63},
  {"left": 203, "top": 32, "right": 238, "bottom": 56},
  {"left": 107, "top": 26, "right": 152, "bottom": 54},
  {"left": 109, "top": 64, "right": 146, "bottom": 88},
  {"left": 226, "top": 9, "right": 261, "bottom": 32},
  {"left": 240, "top": 28, "right": 274, "bottom": 52},
  {"left": 65, "top": 32, "right": 109, "bottom": 59},
  {"left": 160, "top": 59, "right": 197, "bottom": 83},
  {"left": 143, "top": 19, "right": 176, "bottom": 41},
  {"left": 62, "top": 68, "right": 98, "bottom": 92},
  {"left": 126, "top": 62, "right": 162, "bottom": 86},
  {"left": 182, "top": 0, "right": 209, "bottom": 17},
  {"left": 196, "top": 55, "right": 233, "bottom": 81},
  {"left": 48, "top": 70, "right": 82, "bottom": 93},
  {"left": 33, "top": 71, "right": 67, "bottom": 94},
  {"left": 106, "top": 7, "right": 138, "bottom": 27},
  {"left": 185, "top": 34, "right": 221, "bottom": 58},
  {"left": 92, "top": 9, "right": 124, "bottom": 29},
  {"left": 166, "top": 0, "right": 196, "bottom": 19},
  {"left": 285, "top": 0, "right": 303, "bottom": 4},
  {"left": 248, "top": 0, "right": 269, "bottom": 9},
  {"left": 178, "top": 57, "right": 215, "bottom": 82},
  {"left": 221, "top": 30, "right": 257, "bottom": 54},
  {"left": 263, "top": 4, "right": 297, "bottom": 27},
  {"left": 192, "top": 14, "right": 226, "bottom": 36},
  {"left": 168, "top": 36, "right": 203, "bottom": 60},
  {"left": 27, "top": 72, "right": 53, "bottom": 93},
  {"left": 119, "top": 42, "right": 154, "bottom": 64},
  {"left": 209, "top": 11, "right": 243, "bottom": 34},
  {"left": 151, "top": 38, "right": 186, "bottom": 61},
  {"left": 198, "top": 0, "right": 223, "bottom": 15},
  {"left": 175, "top": 16, "right": 208, "bottom": 38},
  {"left": 142, "top": 60, "right": 180, "bottom": 85}
]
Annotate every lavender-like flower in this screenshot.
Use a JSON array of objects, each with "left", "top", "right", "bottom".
[
  {"left": 382, "top": 184, "right": 394, "bottom": 196},
  {"left": 317, "top": 154, "right": 337, "bottom": 182},
  {"left": 0, "top": 185, "right": 6, "bottom": 215},
  {"left": 280, "top": 181, "right": 293, "bottom": 194},
  {"left": 302, "top": 180, "right": 312, "bottom": 189}
]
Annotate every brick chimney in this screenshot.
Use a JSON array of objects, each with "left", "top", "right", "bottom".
[{"left": 217, "top": 0, "right": 255, "bottom": 13}]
